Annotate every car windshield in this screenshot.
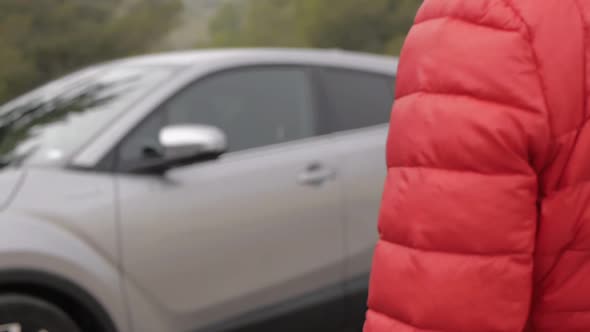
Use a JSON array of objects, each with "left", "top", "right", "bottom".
[{"left": 0, "top": 64, "right": 176, "bottom": 167}]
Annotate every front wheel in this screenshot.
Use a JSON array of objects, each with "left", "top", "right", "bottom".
[{"left": 0, "top": 294, "right": 80, "bottom": 332}]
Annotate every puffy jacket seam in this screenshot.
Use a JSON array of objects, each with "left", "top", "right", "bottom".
[
  {"left": 502, "top": 1, "right": 555, "bottom": 177},
  {"left": 539, "top": 308, "right": 590, "bottom": 314},
  {"left": 546, "top": 168, "right": 590, "bottom": 194},
  {"left": 396, "top": 90, "right": 539, "bottom": 115},
  {"left": 552, "top": 2, "right": 587, "bottom": 189},
  {"left": 555, "top": 114, "right": 590, "bottom": 140},
  {"left": 379, "top": 238, "right": 530, "bottom": 258},
  {"left": 575, "top": 0, "right": 588, "bottom": 120},
  {"left": 555, "top": 125, "right": 581, "bottom": 141},
  {"left": 368, "top": 308, "right": 448, "bottom": 332},
  {"left": 537, "top": 248, "right": 590, "bottom": 256},
  {"left": 388, "top": 165, "right": 534, "bottom": 178},
  {"left": 414, "top": 15, "right": 520, "bottom": 32}
]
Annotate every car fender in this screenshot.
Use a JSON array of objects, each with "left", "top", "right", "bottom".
[{"left": 0, "top": 211, "right": 129, "bottom": 332}]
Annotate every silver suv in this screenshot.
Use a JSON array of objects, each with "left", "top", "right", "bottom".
[{"left": 0, "top": 49, "right": 396, "bottom": 332}]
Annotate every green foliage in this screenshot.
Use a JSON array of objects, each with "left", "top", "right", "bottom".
[
  {"left": 208, "top": 2, "right": 245, "bottom": 47},
  {"left": 104, "top": 0, "right": 183, "bottom": 56},
  {"left": 0, "top": 0, "right": 420, "bottom": 103},
  {"left": 208, "top": 0, "right": 306, "bottom": 48},
  {"left": 0, "top": 42, "right": 36, "bottom": 102},
  {"left": 0, "top": 0, "right": 182, "bottom": 104},
  {"left": 207, "top": 0, "right": 421, "bottom": 54}
]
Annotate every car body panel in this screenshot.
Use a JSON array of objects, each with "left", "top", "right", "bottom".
[
  {"left": 0, "top": 49, "right": 397, "bottom": 332},
  {"left": 8, "top": 169, "right": 119, "bottom": 261},
  {"left": 71, "top": 49, "right": 396, "bottom": 168},
  {"left": 0, "top": 209, "right": 128, "bottom": 332},
  {"left": 117, "top": 135, "right": 348, "bottom": 331},
  {"left": 333, "top": 126, "right": 388, "bottom": 328},
  {"left": 0, "top": 168, "right": 127, "bottom": 329},
  {"left": 0, "top": 169, "right": 25, "bottom": 210},
  {"left": 336, "top": 126, "right": 388, "bottom": 281}
]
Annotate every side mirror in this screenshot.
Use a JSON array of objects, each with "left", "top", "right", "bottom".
[
  {"left": 159, "top": 124, "right": 227, "bottom": 157},
  {"left": 134, "top": 124, "right": 227, "bottom": 174}
]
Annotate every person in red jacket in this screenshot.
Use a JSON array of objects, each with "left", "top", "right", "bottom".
[{"left": 365, "top": 0, "right": 590, "bottom": 331}]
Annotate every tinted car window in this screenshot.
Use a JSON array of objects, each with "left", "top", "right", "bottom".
[
  {"left": 166, "top": 67, "right": 316, "bottom": 153},
  {"left": 118, "top": 67, "right": 316, "bottom": 169},
  {"left": 319, "top": 68, "right": 394, "bottom": 133},
  {"left": 118, "top": 110, "right": 166, "bottom": 165}
]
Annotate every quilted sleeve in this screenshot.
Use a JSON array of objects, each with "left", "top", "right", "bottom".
[{"left": 365, "top": 1, "right": 552, "bottom": 332}]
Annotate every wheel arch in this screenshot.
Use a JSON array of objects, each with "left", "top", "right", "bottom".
[{"left": 0, "top": 269, "right": 118, "bottom": 332}]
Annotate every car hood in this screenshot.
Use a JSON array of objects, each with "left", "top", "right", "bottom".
[{"left": 0, "top": 168, "right": 25, "bottom": 211}]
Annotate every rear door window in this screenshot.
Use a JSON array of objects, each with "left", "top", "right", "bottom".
[{"left": 318, "top": 68, "right": 394, "bottom": 133}]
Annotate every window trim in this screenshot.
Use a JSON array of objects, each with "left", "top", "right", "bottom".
[
  {"left": 102, "top": 64, "right": 323, "bottom": 173},
  {"left": 97, "top": 64, "right": 396, "bottom": 174}
]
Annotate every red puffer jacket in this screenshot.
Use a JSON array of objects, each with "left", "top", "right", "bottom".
[{"left": 365, "top": 1, "right": 590, "bottom": 331}]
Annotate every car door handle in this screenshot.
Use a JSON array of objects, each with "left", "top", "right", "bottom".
[{"left": 298, "top": 163, "right": 336, "bottom": 186}]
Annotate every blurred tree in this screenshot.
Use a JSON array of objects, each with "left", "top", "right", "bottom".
[
  {"left": 104, "top": 0, "right": 183, "bottom": 56},
  {"left": 209, "top": 0, "right": 306, "bottom": 48},
  {"left": 207, "top": 0, "right": 421, "bottom": 54},
  {"left": 0, "top": 42, "right": 36, "bottom": 103},
  {"left": 0, "top": 0, "right": 182, "bottom": 103},
  {"left": 241, "top": 0, "right": 306, "bottom": 47},
  {"left": 382, "top": 0, "right": 423, "bottom": 54},
  {"left": 299, "top": 0, "right": 394, "bottom": 53},
  {"left": 208, "top": 2, "right": 246, "bottom": 47}
]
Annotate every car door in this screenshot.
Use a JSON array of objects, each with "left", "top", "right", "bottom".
[
  {"left": 315, "top": 67, "right": 395, "bottom": 329},
  {"left": 114, "top": 66, "right": 347, "bottom": 332}
]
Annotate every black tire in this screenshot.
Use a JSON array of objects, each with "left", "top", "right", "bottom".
[{"left": 0, "top": 294, "right": 80, "bottom": 332}]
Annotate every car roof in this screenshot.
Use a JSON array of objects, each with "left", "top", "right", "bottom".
[{"left": 108, "top": 48, "right": 398, "bottom": 74}]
